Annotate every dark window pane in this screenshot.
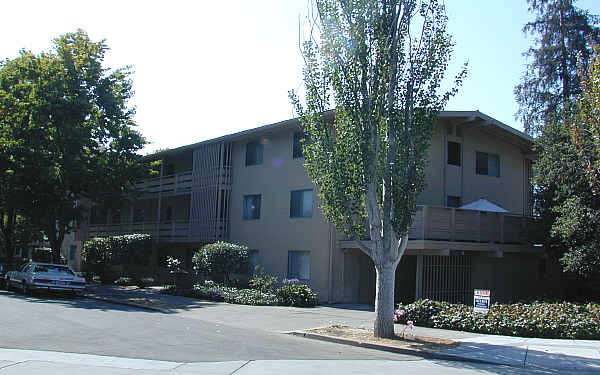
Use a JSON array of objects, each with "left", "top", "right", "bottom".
[
  {"left": 447, "top": 141, "right": 461, "bottom": 166},
  {"left": 288, "top": 251, "right": 310, "bottom": 280},
  {"left": 476, "top": 152, "right": 488, "bottom": 175},
  {"left": 447, "top": 196, "right": 461, "bottom": 208},
  {"left": 290, "top": 189, "right": 312, "bottom": 218},
  {"left": 293, "top": 132, "right": 306, "bottom": 158},
  {"left": 245, "top": 141, "right": 263, "bottom": 166},
  {"left": 243, "top": 195, "right": 261, "bottom": 220}
]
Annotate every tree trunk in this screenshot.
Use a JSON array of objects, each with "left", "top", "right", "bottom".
[{"left": 374, "top": 262, "right": 397, "bottom": 338}]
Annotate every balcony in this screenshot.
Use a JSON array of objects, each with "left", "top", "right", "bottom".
[
  {"left": 341, "top": 205, "right": 539, "bottom": 254},
  {"left": 88, "top": 220, "right": 192, "bottom": 243},
  {"left": 135, "top": 171, "right": 193, "bottom": 196}
]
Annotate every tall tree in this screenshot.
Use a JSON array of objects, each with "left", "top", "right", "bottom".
[
  {"left": 550, "top": 43, "right": 600, "bottom": 278},
  {"left": 515, "top": 0, "right": 599, "bottom": 135},
  {"left": 0, "top": 30, "right": 147, "bottom": 262},
  {"left": 291, "top": 0, "right": 465, "bottom": 338}
]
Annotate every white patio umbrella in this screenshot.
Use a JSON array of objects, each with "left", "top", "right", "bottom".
[{"left": 459, "top": 198, "right": 509, "bottom": 213}]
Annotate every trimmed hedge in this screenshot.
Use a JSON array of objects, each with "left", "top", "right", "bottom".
[
  {"left": 192, "top": 242, "right": 249, "bottom": 284},
  {"left": 395, "top": 299, "right": 600, "bottom": 339},
  {"left": 163, "top": 280, "right": 318, "bottom": 307},
  {"left": 276, "top": 282, "right": 318, "bottom": 307}
]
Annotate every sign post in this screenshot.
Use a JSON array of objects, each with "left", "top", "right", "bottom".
[{"left": 473, "top": 289, "right": 490, "bottom": 314}]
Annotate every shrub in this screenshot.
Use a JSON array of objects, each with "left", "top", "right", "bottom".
[
  {"left": 226, "top": 288, "right": 279, "bottom": 306},
  {"left": 276, "top": 283, "right": 318, "bottom": 307},
  {"left": 81, "top": 234, "right": 152, "bottom": 284},
  {"left": 248, "top": 266, "right": 279, "bottom": 292},
  {"left": 114, "top": 277, "right": 135, "bottom": 286},
  {"left": 394, "top": 299, "right": 600, "bottom": 339},
  {"left": 192, "top": 242, "right": 249, "bottom": 284}
]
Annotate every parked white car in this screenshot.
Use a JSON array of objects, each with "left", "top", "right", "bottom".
[{"left": 5, "top": 262, "right": 86, "bottom": 295}]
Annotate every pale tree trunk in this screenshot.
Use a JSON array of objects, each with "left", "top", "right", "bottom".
[{"left": 374, "top": 262, "right": 397, "bottom": 337}]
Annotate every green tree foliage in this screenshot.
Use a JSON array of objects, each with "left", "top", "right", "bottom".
[
  {"left": 545, "top": 43, "right": 600, "bottom": 278},
  {"left": 290, "top": 0, "right": 465, "bottom": 337},
  {"left": 192, "top": 242, "right": 249, "bottom": 285},
  {"left": 515, "top": 0, "right": 600, "bottom": 135},
  {"left": 0, "top": 30, "right": 147, "bottom": 262}
]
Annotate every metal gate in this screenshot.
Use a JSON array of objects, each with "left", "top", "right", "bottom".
[{"left": 421, "top": 255, "right": 472, "bottom": 304}]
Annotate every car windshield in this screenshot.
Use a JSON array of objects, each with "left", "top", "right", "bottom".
[{"left": 33, "top": 265, "right": 74, "bottom": 276}]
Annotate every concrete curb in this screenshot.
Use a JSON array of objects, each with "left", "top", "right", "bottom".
[
  {"left": 83, "top": 294, "right": 170, "bottom": 313},
  {"left": 288, "top": 331, "right": 504, "bottom": 366}
]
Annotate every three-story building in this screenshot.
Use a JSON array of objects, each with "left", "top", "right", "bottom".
[{"left": 79, "top": 110, "right": 547, "bottom": 304}]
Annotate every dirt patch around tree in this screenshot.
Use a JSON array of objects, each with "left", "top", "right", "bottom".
[{"left": 305, "top": 325, "right": 459, "bottom": 352}]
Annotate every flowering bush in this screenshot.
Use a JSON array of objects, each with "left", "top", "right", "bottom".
[
  {"left": 162, "top": 279, "right": 318, "bottom": 307},
  {"left": 394, "top": 299, "right": 600, "bottom": 339},
  {"left": 248, "top": 266, "right": 279, "bottom": 292},
  {"left": 276, "top": 283, "right": 318, "bottom": 307}
]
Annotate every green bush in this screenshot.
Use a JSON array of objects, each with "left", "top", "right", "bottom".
[
  {"left": 394, "top": 299, "right": 600, "bottom": 339},
  {"left": 248, "top": 266, "right": 279, "bottom": 292},
  {"left": 226, "top": 289, "right": 279, "bottom": 306},
  {"left": 276, "top": 282, "right": 318, "bottom": 307},
  {"left": 114, "top": 277, "right": 135, "bottom": 286},
  {"left": 81, "top": 234, "right": 152, "bottom": 284},
  {"left": 192, "top": 242, "right": 249, "bottom": 284}
]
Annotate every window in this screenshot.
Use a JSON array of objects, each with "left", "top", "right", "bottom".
[
  {"left": 69, "top": 245, "right": 77, "bottom": 261},
  {"left": 293, "top": 131, "right": 307, "bottom": 159},
  {"left": 288, "top": 251, "right": 310, "bottom": 280},
  {"left": 447, "top": 195, "right": 461, "bottom": 208},
  {"left": 248, "top": 250, "right": 259, "bottom": 275},
  {"left": 290, "top": 189, "right": 312, "bottom": 218},
  {"left": 447, "top": 141, "right": 461, "bottom": 166},
  {"left": 245, "top": 141, "right": 263, "bottom": 166},
  {"left": 476, "top": 152, "right": 500, "bottom": 177},
  {"left": 243, "top": 194, "right": 261, "bottom": 220}
]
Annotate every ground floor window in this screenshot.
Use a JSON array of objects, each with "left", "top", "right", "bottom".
[{"left": 288, "top": 250, "right": 310, "bottom": 280}]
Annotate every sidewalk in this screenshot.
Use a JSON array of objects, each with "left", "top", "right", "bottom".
[
  {"left": 2, "top": 348, "right": 596, "bottom": 375},
  {"left": 84, "top": 285, "right": 600, "bottom": 372}
]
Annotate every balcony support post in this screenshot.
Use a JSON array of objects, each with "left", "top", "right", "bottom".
[
  {"left": 415, "top": 254, "right": 424, "bottom": 300},
  {"left": 500, "top": 214, "right": 505, "bottom": 243},
  {"left": 450, "top": 208, "right": 456, "bottom": 242}
]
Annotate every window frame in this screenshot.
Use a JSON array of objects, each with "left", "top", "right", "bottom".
[
  {"left": 447, "top": 195, "right": 461, "bottom": 208},
  {"left": 243, "top": 194, "right": 262, "bottom": 220},
  {"left": 447, "top": 141, "right": 462, "bottom": 166},
  {"left": 287, "top": 250, "right": 311, "bottom": 280},
  {"left": 293, "top": 131, "right": 307, "bottom": 159},
  {"left": 245, "top": 140, "right": 264, "bottom": 166},
  {"left": 475, "top": 151, "right": 500, "bottom": 177},
  {"left": 290, "top": 189, "right": 313, "bottom": 218}
]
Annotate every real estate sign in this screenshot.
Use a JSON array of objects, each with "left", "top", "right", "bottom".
[{"left": 473, "top": 289, "right": 490, "bottom": 314}]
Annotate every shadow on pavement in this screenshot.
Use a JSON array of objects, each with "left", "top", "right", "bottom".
[
  {"left": 437, "top": 340, "right": 600, "bottom": 373},
  {"left": 321, "top": 303, "right": 375, "bottom": 312},
  {"left": 0, "top": 288, "right": 218, "bottom": 313}
]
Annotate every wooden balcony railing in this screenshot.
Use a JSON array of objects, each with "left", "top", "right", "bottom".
[
  {"left": 88, "top": 220, "right": 192, "bottom": 243},
  {"left": 135, "top": 171, "right": 193, "bottom": 195},
  {"left": 355, "top": 205, "right": 536, "bottom": 245}
]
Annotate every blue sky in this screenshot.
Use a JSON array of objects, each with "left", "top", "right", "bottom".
[{"left": 2, "top": 1, "right": 599, "bottom": 153}]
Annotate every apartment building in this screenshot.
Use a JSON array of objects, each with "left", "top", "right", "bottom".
[{"left": 80, "top": 110, "right": 548, "bottom": 304}]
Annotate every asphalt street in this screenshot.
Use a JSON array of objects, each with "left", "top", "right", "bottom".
[{"left": 0, "top": 290, "right": 416, "bottom": 363}]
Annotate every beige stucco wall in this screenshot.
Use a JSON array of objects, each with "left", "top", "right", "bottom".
[
  {"left": 228, "top": 129, "right": 334, "bottom": 301},
  {"left": 417, "top": 121, "right": 529, "bottom": 214},
  {"left": 461, "top": 127, "right": 527, "bottom": 215}
]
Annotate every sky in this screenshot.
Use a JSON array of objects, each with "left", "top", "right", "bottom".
[{"left": 2, "top": 0, "right": 600, "bottom": 154}]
